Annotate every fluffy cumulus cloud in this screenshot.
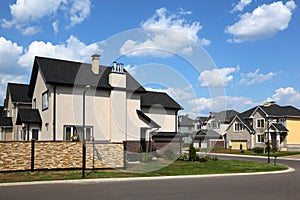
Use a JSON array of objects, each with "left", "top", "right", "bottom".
[
  {"left": 267, "top": 87, "right": 300, "bottom": 107},
  {"left": 231, "top": 0, "right": 253, "bottom": 13},
  {"left": 18, "top": 35, "right": 102, "bottom": 68},
  {"left": 238, "top": 69, "right": 276, "bottom": 85},
  {"left": 199, "top": 66, "right": 239, "bottom": 87},
  {"left": 1, "top": 0, "right": 91, "bottom": 35},
  {"left": 188, "top": 95, "right": 256, "bottom": 115},
  {"left": 120, "top": 7, "right": 210, "bottom": 57},
  {"left": 0, "top": 37, "right": 23, "bottom": 73},
  {"left": 226, "top": 0, "right": 296, "bottom": 43}
]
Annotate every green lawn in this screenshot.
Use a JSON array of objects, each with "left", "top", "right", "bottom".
[
  {"left": 209, "top": 148, "right": 300, "bottom": 157},
  {"left": 0, "top": 159, "right": 288, "bottom": 183}
]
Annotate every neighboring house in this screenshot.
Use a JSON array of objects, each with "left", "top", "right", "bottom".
[
  {"left": 178, "top": 115, "right": 195, "bottom": 144},
  {"left": 0, "top": 106, "right": 13, "bottom": 141},
  {"left": 193, "top": 116, "right": 207, "bottom": 131},
  {"left": 193, "top": 110, "right": 238, "bottom": 148},
  {"left": 226, "top": 102, "right": 300, "bottom": 151},
  {"left": 2, "top": 83, "right": 32, "bottom": 140},
  {"left": 7, "top": 55, "right": 182, "bottom": 152}
]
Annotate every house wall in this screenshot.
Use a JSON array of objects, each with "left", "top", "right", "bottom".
[
  {"left": 286, "top": 117, "right": 300, "bottom": 144},
  {"left": 252, "top": 109, "right": 266, "bottom": 148},
  {"left": 32, "top": 68, "right": 52, "bottom": 140},
  {"left": 227, "top": 119, "right": 251, "bottom": 149},
  {"left": 142, "top": 107, "right": 177, "bottom": 132}
]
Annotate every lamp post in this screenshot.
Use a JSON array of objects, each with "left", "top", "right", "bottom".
[
  {"left": 82, "top": 85, "right": 90, "bottom": 178},
  {"left": 267, "top": 119, "right": 270, "bottom": 164}
]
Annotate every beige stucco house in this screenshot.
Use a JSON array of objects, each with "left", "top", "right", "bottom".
[
  {"left": 226, "top": 102, "right": 300, "bottom": 151},
  {"left": 6, "top": 55, "right": 182, "bottom": 152}
]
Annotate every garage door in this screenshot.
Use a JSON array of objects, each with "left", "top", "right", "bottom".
[{"left": 230, "top": 140, "right": 247, "bottom": 150}]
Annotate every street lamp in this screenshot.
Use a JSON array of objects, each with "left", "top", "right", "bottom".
[
  {"left": 82, "top": 85, "right": 90, "bottom": 178},
  {"left": 267, "top": 119, "right": 270, "bottom": 164}
]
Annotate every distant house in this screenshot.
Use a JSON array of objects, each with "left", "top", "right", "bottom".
[
  {"left": 226, "top": 102, "right": 300, "bottom": 151},
  {"left": 193, "top": 110, "right": 238, "bottom": 148},
  {"left": 193, "top": 116, "right": 207, "bottom": 131},
  {"left": 178, "top": 115, "right": 195, "bottom": 144},
  {"left": 0, "top": 55, "right": 183, "bottom": 153},
  {"left": 2, "top": 83, "right": 32, "bottom": 140},
  {"left": 0, "top": 106, "right": 12, "bottom": 140}
]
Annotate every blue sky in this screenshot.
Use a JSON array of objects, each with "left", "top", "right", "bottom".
[{"left": 0, "top": 0, "right": 299, "bottom": 117}]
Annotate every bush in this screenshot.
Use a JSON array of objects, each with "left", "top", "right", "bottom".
[
  {"left": 253, "top": 147, "right": 264, "bottom": 154},
  {"left": 177, "top": 154, "right": 189, "bottom": 161},
  {"left": 189, "top": 144, "right": 197, "bottom": 162}
]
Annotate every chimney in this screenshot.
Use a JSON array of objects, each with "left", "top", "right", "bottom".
[{"left": 91, "top": 54, "right": 100, "bottom": 74}]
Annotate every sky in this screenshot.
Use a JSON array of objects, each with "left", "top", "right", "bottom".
[{"left": 0, "top": 0, "right": 299, "bottom": 118}]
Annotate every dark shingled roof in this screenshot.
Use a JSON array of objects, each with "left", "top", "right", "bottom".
[
  {"left": 141, "top": 91, "right": 183, "bottom": 110},
  {"left": 271, "top": 123, "right": 288, "bottom": 132},
  {"left": 152, "top": 132, "right": 183, "bottom": 142},
  {"left": 194, "top": 129, "right": 222, "bottom": 139},
  {"left": 240, "top": 104, "right": 300, "bottom": 118},
  {"left": 16, "top": 109, "right": 42, "bottom": 125},
  {"left": 29, "top": 56, "right": 146, "bottom": 97},
  {"left": 209, "top": 110, "right": 239, "bottom": 124},
  {"left": 179, "top": 115, "right": 194, "bottom": 126},
  {"left": 7, "top": 83, "right": 31, "bottom": 103},
  {"left": 136, "top": 110, "right": 161, "bottom": 128},
  {"left": 0, "top": 106, "right": 13, "bottom": 127}
]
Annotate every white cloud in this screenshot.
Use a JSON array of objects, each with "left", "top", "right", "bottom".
[
  {"left": 238, "top": 69, "right": 276, "bottom": 85},
  {"left": 267, "top": 87, "right": 300, "bottom": 106},
  {"left": 18, "top": 35, "right": 102, "bottom": 68},
  {"left": 52, "top": 21, "right": 59, "bottom": 34},
  {"left": 0, "top": 73, "right": 28, "bottom": 104},
  {"left": 0, "top": 37, "right": 23, "bottom": 72},
  {"left": 2, "top": 0, "right": 91, "bottom": 35},
  {"left": 231, "top": 0, "right": 253, "bottom": 13},
  {"left": 188, "top": 95, "right": 256, "bottom": 115},
  {"left": 199, "top": 66, "right": 239, "bottom": 87},
  {"left": 69, "top": 0, "right": 91, "bottom": 27},
  {"left": 120, "top": 7, "right": 210, "bottom": 57},
  {"left": 226, "top": 0, "right": 296, "bottom": 43}
]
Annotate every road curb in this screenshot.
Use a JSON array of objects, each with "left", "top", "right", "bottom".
[{"left": 0, "top": 166, "right": 295, "bottom": 187}]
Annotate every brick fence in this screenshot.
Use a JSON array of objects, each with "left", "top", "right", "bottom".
[{"left": 0, "top": 141, "right": 124, "bottom": 172}]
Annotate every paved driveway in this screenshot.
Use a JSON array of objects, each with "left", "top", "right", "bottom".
[{"left": 1, "top": 155, "right": 300, "bottom": 200}]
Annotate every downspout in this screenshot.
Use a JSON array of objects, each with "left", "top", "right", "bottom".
[
  {"left": 53, "top": 85, "right": 56, "bottom": 141},
  {"left": 175, "top": 111, "right": 178, "bottom": 132}
]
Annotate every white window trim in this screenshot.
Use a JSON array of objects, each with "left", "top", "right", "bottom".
[
  {"left": 256, "top": 118, "right": 265, "bottom": 129},
  {"left": 233, "top": 122, "right": 244, "bottom": 132},
  {"left": 256, "top": 133, "right": 265, "bottom": 143},
  {"left": 42, "top": 91, "right": 49, "bottom": 111}
]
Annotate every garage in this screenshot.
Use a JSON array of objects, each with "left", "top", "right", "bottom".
[{"left": 230, "top": 140, "right": 247, "bottom": 150}]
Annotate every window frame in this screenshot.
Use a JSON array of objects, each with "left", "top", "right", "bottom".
[
  {"left": 234, "top": 122, "right": 244, "bottom": 132},
  {"left": 42, "top": 90, "right": 49, "bottom": 111},
  {"left": 256, "top": 118, "right": 265, "bottom": 129},
  {"left": 63, "top": 125, "right": 93, "bottom": 141},
  {"left": 257, "top": 134, "right": 265, "bottom": 143}
]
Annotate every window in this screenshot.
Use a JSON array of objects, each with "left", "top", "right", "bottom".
[
  {"left": 211, "top": 121, "right": 219, "bottom": 129},
  {"left": 234, "top": 122, "right": 244, "bottom": 132},
  {"left": 42, "top": 91, "right": 48, "bottom": 110},
  {"left": 257, "top": 134, "right": 265, "bottom": 143},
  {"left": 32, "top": 129, "right": 39, "bottom": 140},
  {"left": 256, "top": 119, "right": 265, "bottom": 128},
  {"left": 64, "top": 125, "right": 93, "bottom": 141}
]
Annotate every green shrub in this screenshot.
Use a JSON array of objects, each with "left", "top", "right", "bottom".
[
  {"left": 253, "top": 147, "right": 264, "bottom": 153},
  {"left": 189, "top": 144, "right": 197, "bottom": 162},
  {"left": 177, "top": 154, "right": 189, "bottom": 161}
]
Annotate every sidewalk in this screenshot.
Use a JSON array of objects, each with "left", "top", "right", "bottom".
[{"left": 209, "top": 152, "right": 300, "bottom": 161}]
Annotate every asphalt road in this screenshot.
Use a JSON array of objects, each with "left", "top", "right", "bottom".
[{"left": 1, "top": 156, "right": 300, "bottom": 200}]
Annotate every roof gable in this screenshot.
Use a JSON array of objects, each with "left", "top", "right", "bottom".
[
  {"left": 141, "top": 91, "right": 183, "bottom": 110},
  {"left": 29, "top": 56, "right": 146, "bottom": 97},
  {"left": 7, "top": 83, "right": 32, "bottom": 104}
]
